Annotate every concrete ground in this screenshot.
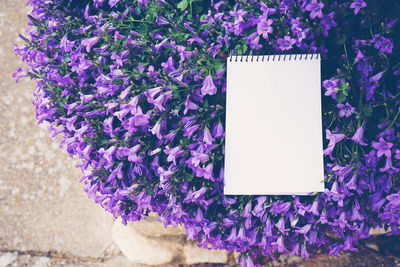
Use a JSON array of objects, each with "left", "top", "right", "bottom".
[
  {"left": 0, "top": 1, "right": 136, "bottom": 266},
  {"left": 0, "top": 1, "right": 399, "bottom": 267}
]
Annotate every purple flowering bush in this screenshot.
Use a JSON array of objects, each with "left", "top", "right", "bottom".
[{"left": 14, "top": 0, "right": 400, "bottom": 266}]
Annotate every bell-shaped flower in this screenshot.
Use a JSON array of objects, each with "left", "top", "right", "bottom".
[{"left": 201, "top": 75, "right": 217, "bottom": 96}]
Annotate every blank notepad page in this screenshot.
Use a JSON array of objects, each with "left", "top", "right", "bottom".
[{"left": 224, "top": 54, "right": 325, "bottom": 195}]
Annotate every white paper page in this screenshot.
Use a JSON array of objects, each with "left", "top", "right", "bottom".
[{"left": 224, "top": 54, "right": 325, "bottom": 195}]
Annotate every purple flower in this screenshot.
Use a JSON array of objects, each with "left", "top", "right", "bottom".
[
  {"left": 253, "top": 196, "right": 266, "bottom": 218},
  {"left": 264, "top": 218, "right": 273, "bottom": 236},
  {"left": 351, "top": 205, "right": 364, "bottom": 221},
  {"left": 240, "top": 256, "right": 256, "bottom": 267},
  {"left": 332, "top": 212, "right": 351, "bottom": 229},
  {"left": 345, "top": 173, "right": 357, "bottom": 190},
  {"left": 355, "top": 49, "right": 364, "bottom": 63},
  {"left": 131, "top": 107, "right": 150, "bottom": 126},
  {"left": 164, "top": 145, "right": 183, "bottom": 165},
  {"left": 148, "top": 92, "right": 171, "bottom": 112},
  {"left": 337, "top": 102, "right": 355, "bottom": 118},
  {"left": 201, "top": 75, "right": 217, "bottom": 96},
  {"left": 260, "top": 3, "right": 276, "bottom": 16},
  {"left": 291, "top": 17, "right": 309, "bottom": 41},
  {"left": 395, "top": 149, "right": 400, "bottom": 160},
  {"left": 276, "top": 35, "right": 296, "bottom": 51},
  {"left": 271, "top": 201, "right": 291, "bottom": 214},
  {"left": 156, "top": 16, "right": 169, "bottom": 26},
  {"left": 203, "top": 126, "right": 215, "bottom": 145},
  {"left": 212, "top": 121, "right": 225, "bottom": 138},
  {"left": 60, "top": 35, "right": 74, "bottom": 52},
  {"left": 144, "top": 86, "right": 162, "bottom": 101},
  {"left": 369, "top": 34, "right": 394, "bottom": 54},
  {"left": 276, "top": 217, "right": 289, "bottom": 233},
  {"left": 244, "top": 32, "right": 262, "bottom": 50},
  {"left": 128, "top": 144, "right": 141, "bottom": 162},
  {"left": 150, "top": 120, "right": 162, "bottom": 139},
  {"left": 189, "top": 150, "right": 209, "bottom": 167},
  {"left": 111, "top": 50, "right": 129, "bottom": 67},
  {"left": 103, "top": 145, "right": 117, "bottom": 165},
  {"left": 305, "top": 0, "right": 324, "bottom": 19},
  {"left": 350, "top": 0, "right": 367, "bottom": 15},
  {"left": 295, "top": 224, "right": 312, "bottom": 235},
  {"left": 158, "top": 166, "right": 174, "bottom": 186},
  {"left": 322, "top": 78, "right": 339, "bottom": 99},
  {"left": 320, "top": 12, "right": 337, "bottom": 36},
  {"left": 12, "top": 67, "right": 27, "bottom": 83},
  {"left": 370, "top": 71, "right": 383, "bottom": 83},
  {"left": 108, "top": 0, "right": 120, "bottom": 7},
  {"left": 307, "top": 200, "right": 319, "bottom": 216},
  {"left": 272, "top": 235, "right": 289, "bottom": 253},
  {"left": 301, "top": 244, "right": 310, "bottom": 259},
  {"left": 379, "top": 156, "right": 399, "bottom": 173},
  {"left": 184, "top": 95, "right": 198, "bottom": 115},
  {"left": 257, "top": 16, "right": 273, "bottom": 40},
  {"left": 81, "top": 37, "right": 99, "bottom": 53},
  {"left": 372, "top": 137, "right": 393, "bottom": 158},
  {"left": 196, "top": 163, "right": 214, "bottom": 181},
  {"left": 387, "top": 193, "right": 400, "bottom": 208},
  {"left": 323, "top": 129, "right": 345, "bottom": 160},
  {"left": 183, "top": 124, "right": 199, "bottom": 139},
  {"left": 350, "top": 125, "right": 367, "bottom": 146}
]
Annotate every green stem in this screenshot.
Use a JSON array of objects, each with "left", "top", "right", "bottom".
[
  {"left": 386, "top": 109, "right": 400, "bottom": 130},
  {"left": 384, "top": 103, "right": 390, "bottom": 119},
  {"left": 343, "top": 43, "right": 351, "bottom": 71},
  {"left": 328, "top": 114, "right": 336, "bottom": 128},
  {"left": 344, "top": 143, "right": 352, "bottom": 155}
]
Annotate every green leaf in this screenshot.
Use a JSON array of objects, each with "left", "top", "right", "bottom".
[
  {"left": 336, "top": 93, "right": 346, "bottom": 103},
  {"left": 177, "top": 0, "right": 188, "bottom": 11},
  {"left": 200, "top": 14, "right": 207, "bottom": 21},
  {"left": 234, "top": 44, "right": 242, "bottom": 54},
  {"left": 361, "top": 104, "right": 373, "bottom": 117},
  {"left": 242, "top": 44, "right": 248, "bottom": 54},
  {"left": 130, "top": 68, "right": 141, "bottom": 78},
  {"left": 340, "top": 82, "right": 349, "bottom": 90},
  {"left": 213, "top": 60, "right": 224, "bottom": 72},
  {"left": 184, "top": 172, "right": 194, "bottom": 182},
  {"left": 172, "top": 89, "right": 180, "bottom": 98},
  {"left": 337, "top": 34, "right": 346, "bottom": 45}
]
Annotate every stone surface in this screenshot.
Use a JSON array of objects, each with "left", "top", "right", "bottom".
[
  {"left": 0, "top": 253, "right": 18, "bottom": 267},
  {"left": 369, "top": 226, "right": 391, "bottom": 236},
  {"left": 0, "top": 1, "right": 133, "bottom": 265},
  {"left": 131, "top": 212, "right": 186, "bottom": 237},
  {"left": 112, "top": 218, "right": 178, "bottom": 265},
  {"left": 364, "top": 242, "right": 379, "bottom": 252},
  {"left": 183, "top": 243, "right": 228, "bottom": 265}
]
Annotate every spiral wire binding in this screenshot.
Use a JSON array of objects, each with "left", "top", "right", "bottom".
[{"left": 228, "top": 49, "right": 320, "bottom": 62}]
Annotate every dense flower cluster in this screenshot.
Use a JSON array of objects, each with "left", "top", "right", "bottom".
[{"left": 14, "top": 0, "right": 400, "bottom": 266}]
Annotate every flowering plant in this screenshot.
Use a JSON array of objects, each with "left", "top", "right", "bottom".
[{"left": 14, "top": 0, "right": 400, "bottom": 266}]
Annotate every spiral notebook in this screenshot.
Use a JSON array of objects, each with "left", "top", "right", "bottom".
[{"left": 224, "top": 53, "right": 325, "bottom": 195}]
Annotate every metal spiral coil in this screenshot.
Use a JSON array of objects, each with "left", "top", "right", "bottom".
[{"left": 229, "top": 51, "right": 320, "bottom": 62}]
